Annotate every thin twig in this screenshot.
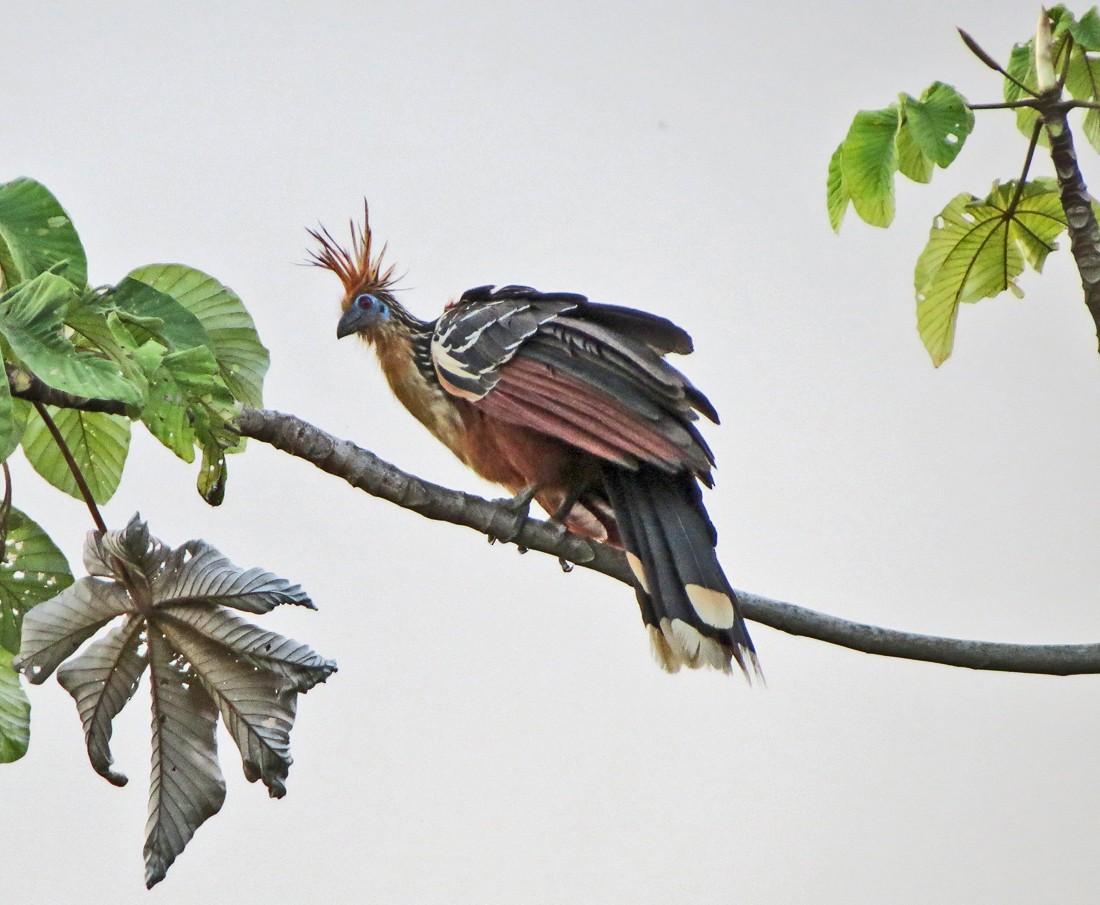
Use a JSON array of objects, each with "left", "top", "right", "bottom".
[{"left": 31, "top": 402, "right": 107, "bottom": 534}]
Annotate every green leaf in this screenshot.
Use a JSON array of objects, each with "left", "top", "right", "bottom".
[
  {"left": 1084, "top": 107, "right": 1100, "bottom": 155},
  {"left": 895, "top": 116, "right": 934, "bottom": 184},
  {"left": 108, "top": 277, "right": 212, "bottom": 355},
  {"left": 0, "top": 648, "right": 29, "bottom": 763},
  {"left": 0, "top": 508, "right": 74, "bottom": 654},
  {"left": 1004, "top": 41, "right": 1034, "bottom": 104},
  {"left": 22, "top": 406, "right": 131, "bottom": 504},
  {"left": 914, "top": 180, "right": 1068, "bottom": 366},
  {"left": 129, "top": 265, "right": 269, "bottom": 408},
  {"left": 839, "top": 106, "right": 900, "bottom": 228},
  {"left": 0, "top": 273, "right": 141, "bottom": 404},
  {"left": 196, "top": 436, "right": 228, "bottom": 505},
  {"left": 1070, "top": 6, "right": 1100, "bottom": 49},
  {"left": 902, "top": 83, "right": 973, "bottom": 168},
  {"left": 826, "top": 144, "right": 851, "bottom": 231},
  {"left": 140, "top": 345, "right": 235, "bottom": 463},
  {"left": 0, "top": 353, "right": 16, "bottom": 461},
  {"left": 1063, "top": 46, "right": 1100, "bottom": 153},
  {"left": 0, "top": 178, "right": 87, "bottom": 288},
  {"left": 990, "top": 178, "right": 1068, "bottom": 271}
]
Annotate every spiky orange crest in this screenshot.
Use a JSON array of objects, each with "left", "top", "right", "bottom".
[{"left": 307, "top": 200, "right": 397, "bottom": 300}]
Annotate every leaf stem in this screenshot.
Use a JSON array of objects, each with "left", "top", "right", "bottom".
[
  {"left": 957, "top": 27, "right": 1038, "bottom": 97},
  {"left": 968, "top": 100, "right": 1041, "bottom": 110},
  {"left": 1056, "top": 35, "right": 1075, "bottom": 92},
  {"left": 1006, "top": 119, "right": 1044, "bottom": 217},
  {"left": 31, "top": 402, "right": 107, "bottom": 534},
  {"left": 0, "top": 462, "right": 12, "bottom": 558}
]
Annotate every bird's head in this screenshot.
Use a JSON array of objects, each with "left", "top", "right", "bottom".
[{"left": 308, "top": 201, "right": 404, "bottom": 343}]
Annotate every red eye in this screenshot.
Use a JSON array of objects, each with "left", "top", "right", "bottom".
[{"left": 355, "top": 293, "right": 375, "bottom": 309}]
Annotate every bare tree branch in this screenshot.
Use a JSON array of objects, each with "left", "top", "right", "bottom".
[
  {"left": 8, "top": 373, "right": 1099, "bottom": 676},
  {"left": 232, "top": 407, "right": 1100, "bottom": 677}
]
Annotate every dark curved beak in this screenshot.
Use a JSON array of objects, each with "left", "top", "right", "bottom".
[{"left": 336, "top": 306, "right": 366, "bottom": 339}]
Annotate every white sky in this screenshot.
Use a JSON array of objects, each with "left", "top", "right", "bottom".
[{"left": 4, "top": 1, "right": 1100, "bottom": 902}]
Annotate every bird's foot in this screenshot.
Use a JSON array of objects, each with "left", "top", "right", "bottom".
[{"left": 487, "top": 484, "right": 539, "bottom": 546}]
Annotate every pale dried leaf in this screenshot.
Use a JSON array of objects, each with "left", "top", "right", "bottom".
[
  {"left": 57, "top": 615, "right": 147, "bottom": 785},
  {"left": 160, "top": 614, "right": 297, "bottom": 797},
  {"left": 159, "top": 603, "right": 336, "bottom": 691},
  {"left": 153, "top": 540, "right": 313, "bottom": 613},
  {"left": 14, "top": 578, "right": 132, "bottom": 682},
  {"left": 144, "top": 631, "right": 225, "bottom": 888}
]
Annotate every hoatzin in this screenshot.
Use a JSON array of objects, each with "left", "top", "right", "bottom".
[{"left": 311, "top": 207, "right": 759, "bottom": 678}]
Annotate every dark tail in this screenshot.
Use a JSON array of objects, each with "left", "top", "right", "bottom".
[{"left": 603, "top": 463, "right": 760, "bottom": 680}]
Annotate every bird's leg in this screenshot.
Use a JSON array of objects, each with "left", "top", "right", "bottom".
[
  {"left": 547, "top": 485, "right": 589, "bottom": 571},
  {"left": 487, "top": 483, "right": 540, "bottom": 546}
]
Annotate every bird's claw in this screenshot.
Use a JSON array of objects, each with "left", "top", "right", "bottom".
[{"left": 487, "top": 485, "right": 539, "bottom": 546}]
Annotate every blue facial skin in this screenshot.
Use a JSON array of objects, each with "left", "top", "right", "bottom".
[
  {"left": 356, "top": 293, "right": 390, "bottom": 318},
  {"left": 336, "top": 292, "right": 391, "bottom": 338}
]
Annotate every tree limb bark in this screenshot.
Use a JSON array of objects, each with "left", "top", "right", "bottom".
[
  {"left": 11, "top": 371, "right": 1100, "bottom": 676},
  {"left": 233, "top": 407, "right": 1100, "bottom": 677},
  {"left": 1041, "top": 100, "right": 1100, "bottom": 353}
]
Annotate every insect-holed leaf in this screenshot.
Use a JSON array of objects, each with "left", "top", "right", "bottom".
[
  {"left": 14, "top": 577, "right": 132, "bottom": 682},
  {"left": 159, "top": 612, "right": 297, "bottom": 797},
  {"left": 56, "top": 615, "right": 147, "bottom": 786},
  {"left": 21, "top": 406, "right": 130, "bottom": 504},
  {"left": 0, "top": 648, "right": 29, "bottom": 763},
  {"left": 901, "top": 82, "right": 973, "bottom": 168},
  {"left": 0, "top": 178, "right": 87, "bottom": 287},
  {"left": 160, "top": 602, "right": 336, "bottom": 692},
  {"left": 129, "top": 264, "right": 269, "bottom": 408},
  {"left": 0, "top": 273, "right": 141, "bottom": 403},
  {"left": 144, "top": 629, "right": 225, "bottom": 889},
  {"left": 0, "top": 507, "right": 73, "bottom": 654},
  {"left": 153, "top": 540, "right": 313, "bottom": 614}
]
